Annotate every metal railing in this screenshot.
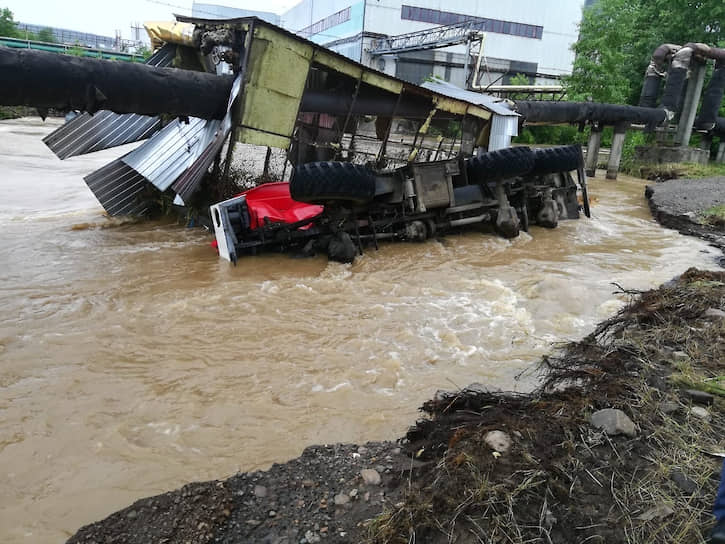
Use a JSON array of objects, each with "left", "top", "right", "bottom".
[{"left": 0, "top": 37, "right": 144, "bottom": 62}]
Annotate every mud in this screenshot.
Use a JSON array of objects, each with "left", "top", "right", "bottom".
[{"left": 646, "top": 177, "right": 725, "bottom": 255}]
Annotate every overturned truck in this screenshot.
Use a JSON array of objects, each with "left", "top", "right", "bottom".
[{"left": 0, "top": 16, "right": 590, "bottom": 263}]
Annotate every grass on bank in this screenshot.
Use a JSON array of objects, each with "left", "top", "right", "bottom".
[
  {"left": 699, "top": 205, "right": 725, "bottom": 228},
  {"left": 366, "top": 269, "right": 725, "bottom": 544},
  {"left": 626, "top": 161, "right": 725, "bottom": 181}
]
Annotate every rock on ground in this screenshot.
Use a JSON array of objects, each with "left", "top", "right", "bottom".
[{"left": 590, "top": 408, "right": 637, "bottom": 437}]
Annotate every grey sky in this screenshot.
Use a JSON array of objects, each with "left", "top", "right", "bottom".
[{"left": 4, "top": 0, "right": 298, "bottom": 40}]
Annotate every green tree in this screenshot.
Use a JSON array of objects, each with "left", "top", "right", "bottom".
[
  {"left": 36, "top": 27, "right": 55, "bottom": 43},
  {"left": 566, "top": 0, "right": 725, "bottom": 105},
  {"left": 0, "top": 7, "right": 21, "bottom": 38},
  {"left": 66, "top": 43, "right": 85, "bottom": 57},
  {"left": 135, "top": 44, "right": 152, "bottom": 61}
]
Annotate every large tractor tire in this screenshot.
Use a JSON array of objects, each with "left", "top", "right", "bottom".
[
  {"left": 465, "top": 146, "right": 535, "bottom": 184},
  {"left": 290, "top": 161, "right": 376, "bottom": 205},
  {"left": 530, "top": 145, "right": 583, "bottom": 176}
]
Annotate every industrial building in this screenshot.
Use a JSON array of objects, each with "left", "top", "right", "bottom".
[
  {"left": 191, "top": 1, "right": 584, "bottom": 88},
  {"left": 283, "top": 0, "right": 585, "bottom": 87},
  {"left": 191, "top": 3, "right": 280, "bottom": 25}
]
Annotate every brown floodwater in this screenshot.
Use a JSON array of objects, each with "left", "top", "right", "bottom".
[{"left": 0, "top": 118, "right": 721, "bottom": 543}]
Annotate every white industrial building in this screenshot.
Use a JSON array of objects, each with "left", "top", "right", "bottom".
[
  {"left": 280, "top": 0, "right": 585, "bottom": 87},
  {"left": 193, "top": 1, "right": 585, "bottom": 88}
]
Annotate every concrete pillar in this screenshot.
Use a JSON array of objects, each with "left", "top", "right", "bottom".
[
  {"left": 584, "top": 125, "right": 602, "bottom": 177},
  {"left": 675, "top": 61, "right": 707, "bottom": 146},
  {"left": 606, "top": 125, "right": 628, "bottom": 180},
  {"left": 701, "top": 134, "right": 713, "bottom": 151},
  {"left": 717, "top": 141, "right": 725, "bottom": 163}
]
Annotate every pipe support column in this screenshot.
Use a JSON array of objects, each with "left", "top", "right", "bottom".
[
  {"left": 717, "top": 142, "right": 725, "bottom": 163},
  {"left": 606, "top": 124, "right": 629, "bottom": 180},
  {"left": 675, "top": 61, "right": 707, "bottom": 146},
  {"left": 585, "top": 125, "right": 602, "bottom": 177}
]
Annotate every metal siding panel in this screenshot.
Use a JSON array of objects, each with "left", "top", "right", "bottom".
[
  {"left": 84, "top": 158, "right": 152, "bottom": 216},
  {"left": 42, "top": 44, "right": 176, "bottom": 159},
  {"left": 240, "top": 26, "right": 312, "bottom": 139},
  {"left": 121, "top": 117, "right": 221, "bottom": 192},
  {"left": 488, "top": 115, "right": 518, "bottom": 151}
]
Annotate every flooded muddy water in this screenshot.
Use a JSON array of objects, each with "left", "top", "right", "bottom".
[{"left": 0, "top": 118, "right": 721, "bottom": 543}]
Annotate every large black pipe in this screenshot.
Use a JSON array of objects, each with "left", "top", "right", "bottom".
[
  {"left": 513, "top": 101, "right": 667, "bottom": 126},
  {"left": 660, "top": 44, "right": 697, "bottom": 114},
  {"left": 639, "top": 76, "right": 662, "bottom": 108},
  {"left": 639, "top": 44, "right": 679, "bottom": 108},
  {"left": 713, "top": 117, "right": 725, "bottom": 136},
  {"left": 300, "top": 90, "right": 455, "bottom": 119},
  {"left": 0, "top": 47, "right": 234, "bottom": 119}
]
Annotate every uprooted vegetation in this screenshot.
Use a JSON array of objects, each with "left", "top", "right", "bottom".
[
  {"left": 701, "top": 205, "right": 725, "bottom": 228},
  {"left": 369, "top": 269, "right": 725, "bottom": 544},
  {"left": 629, "top": 162, "right": 725, "bottom": 182}
]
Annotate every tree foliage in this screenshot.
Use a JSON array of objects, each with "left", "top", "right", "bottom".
[
  {"left": 36, "top": 27, "right": 55, "bottom": 43},
  {"left": 566, "top": 0, "right": 725, "bottom": 105},
  {"left": 0, "top": 7, "right": 21, "bottom": 38}
]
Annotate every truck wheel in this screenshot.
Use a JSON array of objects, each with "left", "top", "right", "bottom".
[
  {"left": 465, "top": 146, "right": 535, "bottom": 183},
  {"left": 290, "top": 161, "right": 376, "bottom": 205},
  {"left": 530, "top": 145, "right": 583, "bottom": 176},
  {"left": 327, "top": 231, "right": 357, "bottom": 263}
]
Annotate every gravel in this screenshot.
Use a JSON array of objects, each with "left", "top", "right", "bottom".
[{"left": 647, "top": 177, "right": 725, "bottom": 217}]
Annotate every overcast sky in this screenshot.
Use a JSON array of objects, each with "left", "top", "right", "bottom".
[{"left": 4, "top": 0, "right": 299, "bottom": 40}]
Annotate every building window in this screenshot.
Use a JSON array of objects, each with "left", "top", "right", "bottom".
[
  {"left": 300, "top": 6, "right": 351, "bottom": 38},
  {"left": 400, "top": 5, "right": 543, "bottom": 40}
]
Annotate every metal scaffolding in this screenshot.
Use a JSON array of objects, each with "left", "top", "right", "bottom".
[{"left": 367, "top": 20, "right": 484, "bottom": 56}]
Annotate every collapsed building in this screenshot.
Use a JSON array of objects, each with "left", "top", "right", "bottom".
[{"left": 0, "top": 17, "right": 590, "bottom": 263}]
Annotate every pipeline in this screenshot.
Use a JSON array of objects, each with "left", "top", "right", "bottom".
[
  {"left": 639, "top": 44, "right": 680, "bottom": 108},
  {"left": 0, "top": 47, "right": 234, "bottom": 119},
  {"left": 513, "top": 101, "right": 666, "bottom": 126},
  {"left": 660, "top": 43, "right": 706, "bottom": 115},
  {"left": 695, "top": 59, "right": 725, "bottom": 131},
  {"left": 641, "top": 42, "right": 725, "bottom": 120}
]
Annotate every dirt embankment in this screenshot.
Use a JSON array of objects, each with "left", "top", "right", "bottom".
[
  {"left": 646, "top": 177, "right": 725, "bottom": 256},
  {"left": 68, "top": 266, "right": 725, "bottom": 544}
]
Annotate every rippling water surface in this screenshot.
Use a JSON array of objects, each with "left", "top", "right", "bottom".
[{"left": 0, "top": 118, "right": 721, "bottom": 543}]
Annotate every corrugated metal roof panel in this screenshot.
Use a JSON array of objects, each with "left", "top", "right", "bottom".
[
  {"left": 43, "top": 111, "right": 162, "bottom": 159},
  {"left": 83, "top": 70, "right": 241, "bottom": 217},
  {"left": 83, "top": 156, "right": 152, "bottom": 216},
  {"left": 42, "top": 44, "right": 177, "bottom": 159},
  {"left": 421, "top": 81, "right": 519, "bottom": 117},
  {"left": 121, "top": 117, "right": 222, "bottom": 192},
  {"left": 172, "top": 74, "right": 242, "bottom": 201}
]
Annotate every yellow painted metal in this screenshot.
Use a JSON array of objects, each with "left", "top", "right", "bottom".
[
  {"left": 408, "top": 107, "right": 437, "bottom": 161},
  {"left": 237, "top": 127, "right": 291, "bottom": 149},
  {"left": 433, "top": 96, "right": 468, "bottom": 116},
  {"left": 237, "top": 25, "right": 313, "bottom": 141},
  {"left": 361, "top": 71, "right": 403, "bottom": 94},
  {"left": 313, "top": 50, "right": 363, "bottom": 79},
  {"left": 226, "top": 21, "right": 495, "bottom": 153},
  {"left": 144, "top": 21, "right": 194, "bottom": 50},
  {"left": 468, "top": 105, "right": 491, "bottom": 120}
]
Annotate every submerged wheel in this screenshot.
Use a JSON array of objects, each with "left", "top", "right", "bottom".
[
  {"left": 290, "top": 161, "right": 376, "bottom": 205},
  {"left": 530, "top": 145, "right": 583, "bottom": 176},
  {"left": 518, "top": 200, "right": 530, "bottom": 232},
  {"left": 465, "top": 146, "right": 535, "bottom": 184},
  {"left": 327, "top": 231, "right": 357, "bottom": 263}
]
